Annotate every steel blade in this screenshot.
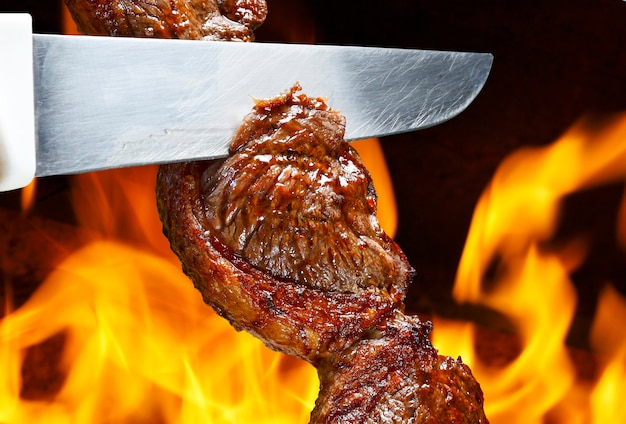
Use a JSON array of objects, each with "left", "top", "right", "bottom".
[{"left": 33, "top": 35, "right": 492, "bottom": 176}]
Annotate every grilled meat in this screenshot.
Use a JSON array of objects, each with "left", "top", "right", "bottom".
[
  {"left": 158, "top": 85, "right": 487, "bottom": 422},
  {"left": 156, "top": 85, "right": 486, "bottom": 421},
  {"left": 64, "top": 0, "right": 266, "bottom": 40},
  {"left": 63, "top": 0, "right": 488, "bottom": 421},
  {"left": 311, "top": 313, "right": 487, "bottom": 423},
  {"left": 156, "top": 85, "right": 410, "bottom": 361}
]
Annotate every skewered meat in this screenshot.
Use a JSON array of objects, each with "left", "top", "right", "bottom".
[
  {"left": 64, "top": 0, "right": 488, "bottom": 422},
  {"left": 155, "top": 84, "right": 487, "bottom": 422},
  {"left": 156, "top": 84, "right": 410, "bottom": 361}
]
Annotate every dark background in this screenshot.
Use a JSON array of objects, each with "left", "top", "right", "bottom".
[{"left": 2, "top": 0, "right": 626, "bottom": 345}]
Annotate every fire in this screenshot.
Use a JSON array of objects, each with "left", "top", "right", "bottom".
[
  {"left": 1, "top": 166, "right": 319, "bottom": 423},
  {"left": 590, "top": 284, "right": 626, "bottom": 423},
  {"left": 352, "top": 138, "right": 398, "bottom": 237},
  {"left": 0, "top": 136, "right": 396, "bottom": 422},
  {"left": 432, "top": 114, "right": 626, "bottom": 423},
  {"left": 0, "top": 238, "right": 319, "bottom": 423},
  {"left": 19, "top": 179, "right": 37, "bottom": 214}
]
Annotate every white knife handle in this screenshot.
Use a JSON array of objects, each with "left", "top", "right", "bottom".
[{"left": 0, "top": 13, "right": 36, "bottom": 191}]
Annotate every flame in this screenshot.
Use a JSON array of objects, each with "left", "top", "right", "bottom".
[
  {"left": 590, "top": 284, "right": 626, "bottom": 423},
  {"left": 0, "top": 166, "right": 317, "bottom": 423},
  {"left": 20, "top": 179, "right": 37, "bottom": 214},
  {"left": 0, "top": 132, "right": 397, "bottom": 423},
  {"left": 0, "top": 239, "right": 319, "bottom": 423},
  {"left": 352, "top": 138, "right": 398, "bottom": 237},
  {"left": 62, "top": 3, "right": 79, "bottom": 35},
  {"left": 432, "top": 114, "right": 626, "bottom": 423}
]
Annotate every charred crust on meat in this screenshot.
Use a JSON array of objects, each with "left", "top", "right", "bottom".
[
  {"left": 312, "top": 314, "right": 487, "bottom": 423},
  {"left": 198, "top": 84, "right": 414, "bottom": 295},
  {"left": 156, "top": 85, "right": 414, "bottom": 362},
  {"left": 157, "top": 150, "right": 403, "bottom": 361}
]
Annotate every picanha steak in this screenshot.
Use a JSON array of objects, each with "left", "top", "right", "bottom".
[{"left": 63, "top": 1, "right": 489, "bottom": 422}]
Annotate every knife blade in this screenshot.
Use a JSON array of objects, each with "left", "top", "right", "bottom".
[{"left": 0, "top": 13, "right": 493, "bottom": 191}]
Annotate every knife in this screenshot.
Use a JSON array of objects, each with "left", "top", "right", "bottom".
[{"left": 0, "top": 13, "right": 493, "bottom": 191}]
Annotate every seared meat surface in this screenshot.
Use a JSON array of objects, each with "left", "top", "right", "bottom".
[
  {"left": 200, "top": 87, "right": 413, "bottom": 295},
  {"left": 156, "top": 86, "right": 408, "bottom": 361},
  {"left": 64, "top": 0, "right": 266, "bottom": 40},
  {"left": 312, "top": 313, "right": 487, "bottom": 423},
  {"left": 64, "top": 0, "right": 488, "bottom": 422}
]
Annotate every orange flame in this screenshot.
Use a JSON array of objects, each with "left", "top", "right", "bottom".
[
  {"left": 352, "top": 138, "right": 398, "bottom": 238},
  {"left": 20, "top": 179, "right": 37, "bottom": 214},
  {"left": 0, "top": 166, "right": 319, "bottom": 423},
  {"left": 1, "top": 164, "right": 321, "bottom": 423},
  {"left": 590, "top": 284, "right": 626, "bottom": 422},
  {"left": 0, "top": 238, "right": 319, "bottom": 423},
  {"left": 433, "top": 114, "right": 626, "bottom": 423}
]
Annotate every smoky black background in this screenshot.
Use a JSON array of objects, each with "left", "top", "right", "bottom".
[{"left": 3, "top": 0, "right": 626, "bottom": 343}]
